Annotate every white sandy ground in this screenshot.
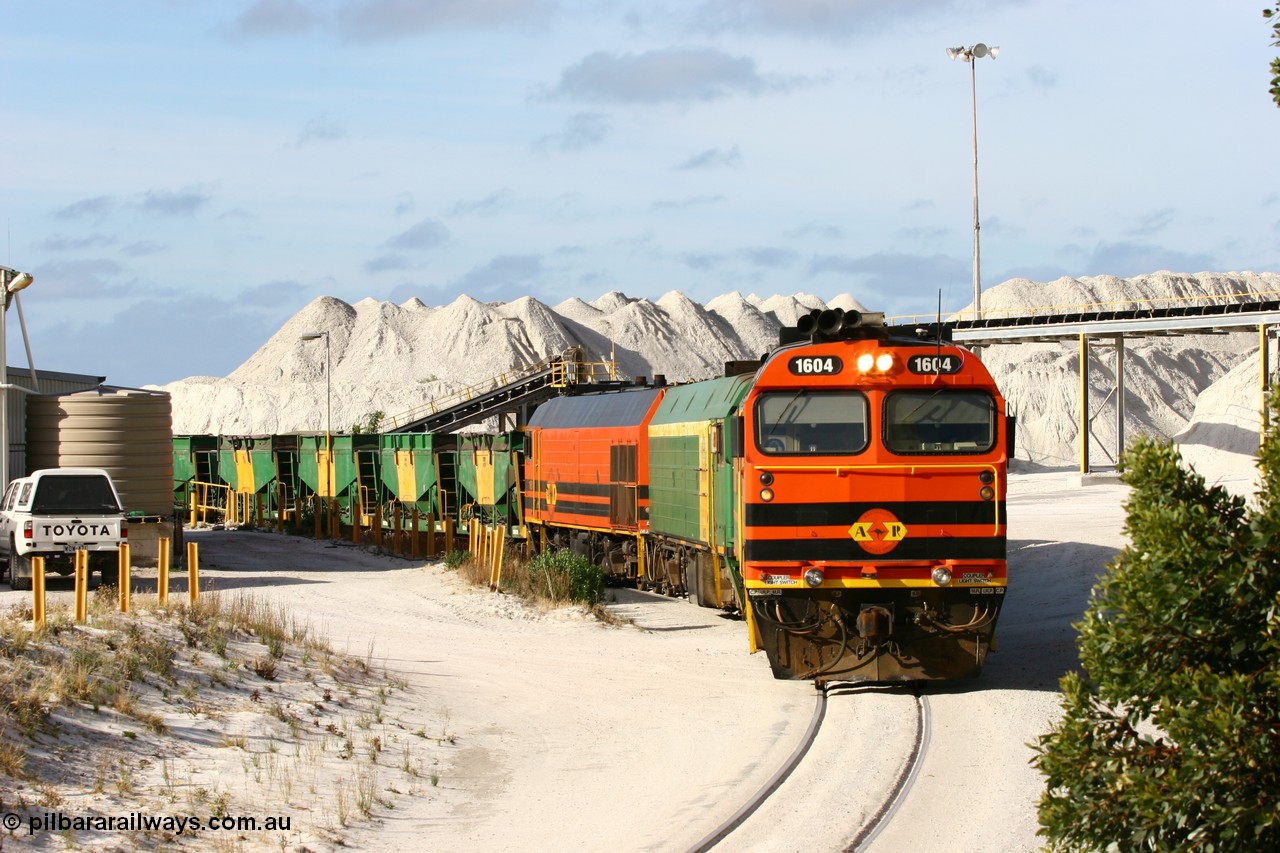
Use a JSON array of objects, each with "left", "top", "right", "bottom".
[{"left": 0, "top": 437, "right": 1262, "bottom": 852}]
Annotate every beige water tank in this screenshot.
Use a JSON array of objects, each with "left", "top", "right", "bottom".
[{"left": 26, "top": 388, "right": 174, "bottom": 516}]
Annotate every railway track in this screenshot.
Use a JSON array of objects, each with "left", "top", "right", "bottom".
[
  {"left": 687, "top": 685, "right": 932, "bottom": 853},
  {"left": 843, "top": 690, "right": 932, "bottom": 852},
  {"left": 685, "top": 682, "right": 830, "bottom": 853}
]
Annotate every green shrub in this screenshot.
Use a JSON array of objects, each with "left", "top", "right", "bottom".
[
  {"left": 526, "top": 549, "right": 603, "bottom": 605},
  {"left": 1033, "top": 387, "right": 1280, "bottom": 852},
  {"left": 443, "top": 550, "right": 470, "bottom": 570}
]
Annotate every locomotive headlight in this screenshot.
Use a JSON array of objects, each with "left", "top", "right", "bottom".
[
  {"left": 978, "top": 470, "right": 995, "bottom": 485},
  {"left": 803, "top": 568, "right": 825, "bottom": 587},
  {"left": 979, "top": 485, "right": 996, "bottom": 501},
  {"left": 931, "top": 566, "right": 953, "bottom": 586},
  {"left": 875, "top": 352, "right": 894, "bottom": 372},
  {"left": 759, "top": 471, "right": 774, "bottom": 486},
  {"left": 856, "top": 353, "right": 875, "bottom": 372},
  {"left": 760, "top": 487, "right": 775, "bottom": 502}
]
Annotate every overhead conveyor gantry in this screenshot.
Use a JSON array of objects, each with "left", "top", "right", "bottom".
[
  {"left": 892, "top": 296, "right": 1280, "bottom": 475},
  {"left": 385, "top": 347, "right": 632, "bottom": 435}
]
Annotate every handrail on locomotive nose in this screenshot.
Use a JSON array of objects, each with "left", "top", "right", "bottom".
[{"left": 747, "top": 462, "right": 1004, "bottom": 532}]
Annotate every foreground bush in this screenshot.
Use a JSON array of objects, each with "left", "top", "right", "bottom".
[
  {"left": 525, "top": 549, "right": 604, "bottom": 605},
  {"left": 1033, "top": 388, "right": 1280, "bottom": 851}
]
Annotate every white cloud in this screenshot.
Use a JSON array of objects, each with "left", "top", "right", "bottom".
[
  {"left": 549, "top": 48, "right": 801, "bottom": 104},
  {"left": 338, "top": 0, "right": 554, "bottom": 41}
]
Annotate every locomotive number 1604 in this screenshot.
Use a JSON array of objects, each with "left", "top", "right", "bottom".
[{"left": 787, "top": 355, "right": 842, "bottom": 376}]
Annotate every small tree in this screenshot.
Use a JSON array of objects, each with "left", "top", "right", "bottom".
[
  {"left": 1033, "top": 386, "right": 1280, "bottom": 851},
  {"left": 1268, "top": 4, "right": 1280, "bottom": 106},
  {"left": 351, "top": 410, "right": 385, "bottom": 434}
]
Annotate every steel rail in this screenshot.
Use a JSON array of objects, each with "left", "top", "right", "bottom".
[
  {"left": 844, "top": 692, "right": 932, "bottom": 852},
  {"left": 685, "top": 682, "right": 829, "bottom": 853}
]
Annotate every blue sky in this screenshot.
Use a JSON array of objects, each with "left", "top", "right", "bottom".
[{"left": 2, "top": 0, "right": 1278, "bottom": 387}]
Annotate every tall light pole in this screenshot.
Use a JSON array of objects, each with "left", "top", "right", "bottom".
[
  {"left": 299, "top": 331, "right": 331, "bottom": 438},
  {"left": 300, "top": 330, "right": 333, "bottom": 498},
  {"left": 0, "top": 267, "right": 34, "bottom": 491},
  {"left": 947, "top": 43, "right": 999, "bottom": 321}
]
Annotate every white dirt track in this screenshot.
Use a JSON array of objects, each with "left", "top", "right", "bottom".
[{"left": 167, "top": 467, "right": 1143, "bottom": 853}]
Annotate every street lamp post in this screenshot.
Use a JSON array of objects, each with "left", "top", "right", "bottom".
[
  {"left": 947, "top": 42, "right": 999, "bottom": 321},
  {"left": 0, "top": 267, "right": 34, "bottom": 491},
  {"left": 299, "top": 331, "right": 331, "bottom": 438},
  {"left": 300, "top": 330, "right": 332, "bottom": 499}
]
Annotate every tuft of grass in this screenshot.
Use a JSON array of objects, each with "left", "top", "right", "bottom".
[{"left": 0, "top": 738, "right": 27, "bottom": 778}]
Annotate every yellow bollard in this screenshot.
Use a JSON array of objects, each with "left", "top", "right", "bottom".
[
  {"left": 488, "top": 527, "right": 498, "bottom": 589},
  {"left": 444, "top": 517, "right": 454, "bottom": 555},
  {"left": 329, "top": 498, "right": 340, "bottom": 540},
  {"left": 352, "top": 500, "right": 362, "bottom": 544},
  {"left": 187, "top": 541, "right": 199, "bottom": 604},
  {"left": 158, "top": 536, "right": 171, "bottom": 606},
  {"left": 488, "top": 527, "right": 498, "bottom": 585},
  {"left": 74, "top": 550, "right": 88, "bottom": 623},
  {"left": 32, "top": 556, "right": 46, "bottom": 630},
  {"left": 189, "top": 491, "right": 197, "bottom": 527},
  {"left": 374, "top": 503, "right": 383, "bottom": 548},
  {"left": 410, "top": 508, "right": 421, "bottom": 558},
  {"left": 425, "top": 512, "right": 436, "bottom": 558},
  {"left": 493, "top": 530, "right": 507, "bottom": 591},
  {"left": 118, "top": 543, "right": 131, "bottom": 613}
]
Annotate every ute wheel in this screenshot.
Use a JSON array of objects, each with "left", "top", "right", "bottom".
[
  {"left": 92, "top": 553, "right": 119, "bottom": 588},
  {"left": 11, "top": 552, "right": 32, "bottom": 592}
]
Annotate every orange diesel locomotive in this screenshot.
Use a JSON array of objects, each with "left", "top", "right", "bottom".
[{"left": 738, "top": 309, "right": 1012, "bottom": 681}]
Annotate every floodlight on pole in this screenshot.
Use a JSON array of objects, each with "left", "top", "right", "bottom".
[
  {"left": 947, "top": 42, "right": 999, "bottom": 320},
  {"left": 0, "top": 266, "right": 35, "bottom": 491}
]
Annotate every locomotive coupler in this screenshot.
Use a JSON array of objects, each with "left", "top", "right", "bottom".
[{"left": 856, "top": 604, "right": 893, "bottom": 642}]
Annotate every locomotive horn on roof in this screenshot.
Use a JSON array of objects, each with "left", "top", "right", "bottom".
[
  {"left": 818, "top": 308, "right": 862, "bottom": 334},
  {"left": 780, "top": 307, "right": 886, "bottom": 346}
]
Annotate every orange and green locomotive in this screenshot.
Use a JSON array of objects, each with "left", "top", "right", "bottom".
[
  {"left": 737, "top": 310, "right": 1012, "bottom": 680},
  {"left": 521, "top": 309, "right": 1013, "bottom": 682}
]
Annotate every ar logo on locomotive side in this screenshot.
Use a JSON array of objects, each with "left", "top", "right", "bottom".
[
  {"left": 849, "top": 508, "right": 908, "bottom": 555},
  {"left": 788, "top": 355, "right": 842, "bottom": 376}
]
